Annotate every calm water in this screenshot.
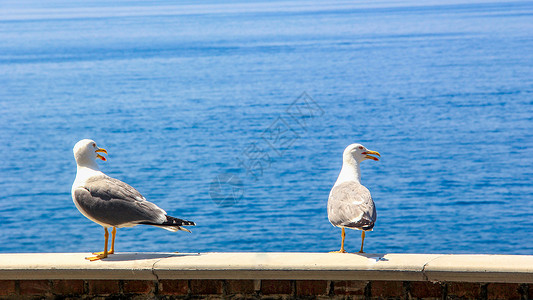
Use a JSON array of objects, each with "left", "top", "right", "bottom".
[{"left": 0, "top": 0, "right": 532, "bottom": 255}]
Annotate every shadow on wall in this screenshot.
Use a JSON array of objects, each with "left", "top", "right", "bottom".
[{"left": 95, "top": 252, "right": 201, "bottom": 262}]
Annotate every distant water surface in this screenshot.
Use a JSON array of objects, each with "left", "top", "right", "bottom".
[{"left": 0, "top": 0, "right": 532, "bottom": 254}]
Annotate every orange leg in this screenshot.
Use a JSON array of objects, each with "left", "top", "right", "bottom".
[
  {"left": 86, "top": 227, "right": 109, "bottom": 261},
  {"left": 110, "top": 227, "right": 116, "bottom": 254},
  {"left": 330, "top": 227, "right": 347, "bottom": 253},
  {"left": 358, "top": 231, "right": 366, "bottom": 253},
  {"left": 92, "top": 227, "right": 116, "bottom": 255}
]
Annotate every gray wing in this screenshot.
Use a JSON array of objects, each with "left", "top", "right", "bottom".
[
  {"left": 73, "top": 175, "right": 167, "bottom": 227},
  {"left": 327, "top": 182, "right": 376, "bottom": 230}
]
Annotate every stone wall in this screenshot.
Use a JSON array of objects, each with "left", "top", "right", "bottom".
[
  {"left": 1, "top": 252, "right": 532, "bottom": 299},
  {"left": 1, "top": 279, "right": 531, "bottom": 299}
]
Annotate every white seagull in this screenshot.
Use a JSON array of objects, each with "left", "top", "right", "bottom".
[
  {"left": 327, "top": 143, "right": 380, "bottom": 253},
  {"left": 71, "top": 139, "right": 195, "bottom": 261}
]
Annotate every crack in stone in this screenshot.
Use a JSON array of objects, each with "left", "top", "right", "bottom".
[
  {"left": 421, "top": 255, "right": 444, "bottom": 281},
  {"left": 151, "top": 256, "right": 170, "bottom": 282}
]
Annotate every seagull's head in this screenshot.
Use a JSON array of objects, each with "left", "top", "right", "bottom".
[
  {"left": 73, "top": 139, "right": 108, "bottom": 166},
  {"left": 343, "top": 143, "right": 380, "bottom": 164}
]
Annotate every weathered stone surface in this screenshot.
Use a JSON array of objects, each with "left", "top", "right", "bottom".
[
  {"left": 159, "top": 279, "right": 188, "bottom": 295},
  {"left": 486, "top": 283, "right": 522, "bottom": 300},
  {"left": 333, "top": 280, "right": 368, "bottom": 296},
  {"left": 0, "top": 280, "right": 16, "bottom": 296},
  {"left": 447, "top": 282, "right": 482, "bottom": 299},
  {"left": 226, "top": 280, "right": 256, "bottom": 294},
  {"left": 409, "top": 281, "right": 442, "bottom": 299},
  {"left": 123, "top": 280, "right": 154, "bottom": 294},
  {"left": 295, "top": 280, "right": 328, "bottom": 296},
  {"left": 87, "top": 279, "right": 120, "bottom": 295},
  {"left": 19, "top": 280, "right": 50, "bottom": 295},
  {"left": 190, "top": 279, "right": 224, "bottom": 295},
  {"left": 261, "top": 280, "right": 293, "bottom": 295},
  {"left": 51, "top": 279, "right": 84, "bottom": 295},
  {"left": 371, "top": 280, "right": 403, "bottom": 298}
]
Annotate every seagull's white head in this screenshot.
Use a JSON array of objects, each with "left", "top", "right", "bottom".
[
  {"left": 343, "top": 143, "right": 380, "bottom": 164},
  {"left": 73, "top": 139, "right": 108, "bottom": 167}
]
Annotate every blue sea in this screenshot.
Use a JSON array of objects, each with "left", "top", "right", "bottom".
[{"left": 0, "top": 0, "right": 532, "bottom": 255}]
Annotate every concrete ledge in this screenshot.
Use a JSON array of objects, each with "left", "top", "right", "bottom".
[
  {"left": 1, "top": 252, "right": 532, "bottom": 283},
  {"left": 1, "top": 253, "right": 532, "bottom": 299}
]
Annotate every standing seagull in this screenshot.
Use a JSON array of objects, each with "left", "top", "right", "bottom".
[
  {"left": 327, "top": 143, "right": 380, "bottom": 253},
  {"left": 71, "top": 139, "right": 195, "bottom": 261}
]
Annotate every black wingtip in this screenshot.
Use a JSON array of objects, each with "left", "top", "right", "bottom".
[{"left": 165, "top": 215, "right": 195, "bottom": 227}]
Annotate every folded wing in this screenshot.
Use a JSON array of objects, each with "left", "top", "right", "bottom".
[
  {"left": 73, "top": 175, "right": 168, "bottom": 227},
  {"left": 327, "top": 182, "right": 376, "bottom": 231}
]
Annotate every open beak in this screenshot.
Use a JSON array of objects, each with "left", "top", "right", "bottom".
[
  {"left": 362, "top": 150, "right": 380, "bottom": 161},
  {"left": 95, "top": 148, "right": 108, "bottom": 161}
]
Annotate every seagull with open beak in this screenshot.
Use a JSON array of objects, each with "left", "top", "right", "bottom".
[{"left": 71, "top": 139, "right": 195, "bottom": 261}]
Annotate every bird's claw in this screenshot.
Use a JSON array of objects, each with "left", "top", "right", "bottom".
[
  {"left": 329, "top": 250, "right": 347, "bottom": 253},
  {"left": 85, "top": 253, "right": 108, "bottom": 261}
]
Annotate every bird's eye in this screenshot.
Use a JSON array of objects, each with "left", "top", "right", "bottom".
[
  {"left": 358, "top": 146, "right": 364, "bottom": 150},
  {"left": 92, "top": 143, "right": 96, "bottom": 147}
]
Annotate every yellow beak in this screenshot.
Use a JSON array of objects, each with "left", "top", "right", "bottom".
[
  {"left": 95, "top": 148, "right": 107, "bottom": 161},
  {"left": 362, "top": 150, "right": 380, "bottom": 161}
]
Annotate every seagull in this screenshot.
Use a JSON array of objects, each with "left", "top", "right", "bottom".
[
  {"left": 327, "top": 143, "right": 380, "bottom": 253},
  {"left": 71, "top": 139, "right": 195, "bottom": 261}
]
